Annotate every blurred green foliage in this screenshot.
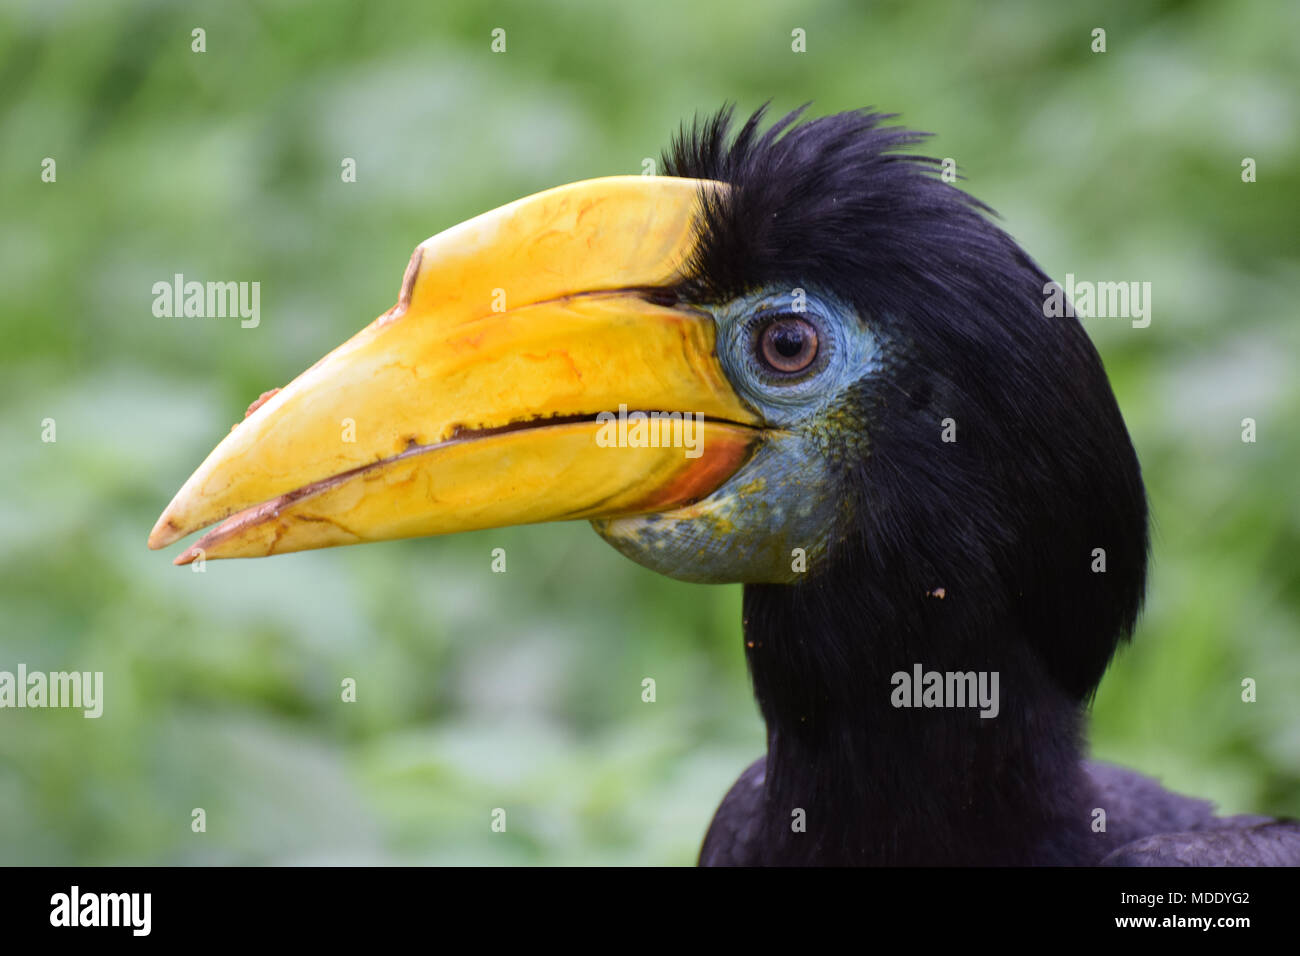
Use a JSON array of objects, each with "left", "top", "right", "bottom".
[{"left": 1, "top": 0, "right": 1297, "bottom": 864}]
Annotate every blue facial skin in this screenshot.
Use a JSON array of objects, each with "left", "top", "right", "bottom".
[{"left": 592, "top": 287, "right": 883, "bottom": 584}]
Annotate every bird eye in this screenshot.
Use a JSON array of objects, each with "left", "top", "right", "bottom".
[{"left": 757, "top": 315, "right": 819, "bottom": 374}]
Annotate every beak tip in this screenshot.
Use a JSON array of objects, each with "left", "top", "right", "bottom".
[{"left": 148, "top": 512, "right": 183, "bottom": 551}]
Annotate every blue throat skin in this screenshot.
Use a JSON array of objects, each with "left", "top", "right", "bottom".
[{"left": 593, "top": 287, "right": 882, "bottom": 584}]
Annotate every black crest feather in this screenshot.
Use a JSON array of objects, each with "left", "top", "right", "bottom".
[
  {"left": 665, "top": 104, "right": 1148, "bottom": 704},
  {"left": 655, "top": 106, "right": 1298, "bottom": 867}
]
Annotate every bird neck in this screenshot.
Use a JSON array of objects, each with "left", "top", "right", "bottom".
[{"left": 741, "top": 570, "right": 1098, "bottom": 865}]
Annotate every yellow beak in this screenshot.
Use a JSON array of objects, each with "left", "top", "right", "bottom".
[{"left": 148, "top": 176, "right": 761, "bottom": 564}]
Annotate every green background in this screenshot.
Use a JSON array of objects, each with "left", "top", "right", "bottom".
[{"left": 1, "top": 0, "right": 1296, "bottom": 864}]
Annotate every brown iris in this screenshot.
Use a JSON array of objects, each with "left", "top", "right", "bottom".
[{"left": 759, "top": 315, "right": 819, "bottom": 373}]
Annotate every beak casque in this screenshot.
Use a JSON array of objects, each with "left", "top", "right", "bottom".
[{"left": 148, "top": 176, "right": 760, "bottom": 564}]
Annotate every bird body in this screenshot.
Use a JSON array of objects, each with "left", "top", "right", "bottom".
[
  {"left": 150, "top": 105, "right": 1299, "bottom": 866},
  {"left": 702, "top": 759, "right": 1300, "bottom": 866}
]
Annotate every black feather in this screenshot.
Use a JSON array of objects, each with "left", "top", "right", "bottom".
[{"left": 664, "top": 105, "right": 1295, "bottom": 866}]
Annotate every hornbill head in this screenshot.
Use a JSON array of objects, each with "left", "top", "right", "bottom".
[{"left": 150, "top": 106, "right": 1147, "bottom": 706}]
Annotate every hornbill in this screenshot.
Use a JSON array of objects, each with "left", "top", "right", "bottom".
[{"left": 149, "top": 106, "right": 1300, "bottom": 866}]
